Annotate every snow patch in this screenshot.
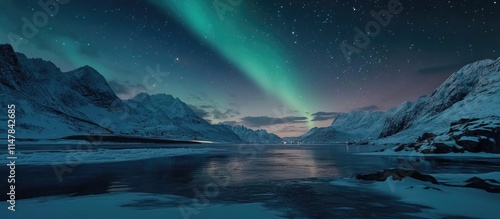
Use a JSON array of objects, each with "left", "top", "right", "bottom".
[
  {"left": 358, "top": 150, "right": 500, "bottom": 158},
  {"left": 371, "top": 177, "right": 499, "bottom": 219},
  {"left": 331, "top": 172, "right": 500, "bottom": 219},
  {"left": 0, "top": 193, "right": 285, "bottom": 219}
]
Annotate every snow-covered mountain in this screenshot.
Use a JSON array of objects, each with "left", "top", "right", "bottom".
[
  {"left": 298, "top": 110, "right": 385, "bottom": 143},
  {"left": 222, "top": 125, "right": 282, "bottom": 143},
  {"left": 376, "top": 57, "right": 500, "bottom": 143},
  {"left": 300, "top": 57, "right": 500, "bottom": 144},
  {"left": 0, "top": 44, "right": 241, "bottom": 142},
  {"left": 1, "top": 45, "right": 111, "bottom": 138},
  {"left": 125, "top": 93, "right": 242, "bottom": 142}
]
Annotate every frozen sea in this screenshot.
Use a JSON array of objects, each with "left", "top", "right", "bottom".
[{"left": 1, "top": 143, "right": 499, "bottom": 218}]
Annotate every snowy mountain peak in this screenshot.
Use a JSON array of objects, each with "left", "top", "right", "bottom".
[
  {"left": 223, "top": 124, "right": 282, "bottom": 143},
  {"left": 0, "top": 44, "right": 29, "bottom": 90},
  {"left": 63, "top": 65, "right": 120, "bottom": 107},
  {"left": 299, "top": 57, "right": 500, "bottom": 144},
  {"left": 130, "top": 92, "right": 190, "bottom": 118},
  {"left": 15, "top": 53, "right": 61, "bottom": 81},
  {"left": 425, "top": 58, "right": 500, "bottom": 115},
  {"left": 331, "top": 110, "right": 383, "bottom": 126},
  {"left": 71, "top": 65, "right": 105, "bottom": 81},
  {"left": 0, "top": 44, "right": 243, "bottom": 142},
  {"left": 0, "top": 44, "right": 16, "bottom": 61},
  {"left": 379, "top": 57, "right": 500, "bottom": 139},
  {"left": 131, "top": 93, "right": 177, "bottom": 103},
  {"left": 0, "top": 44, "right": 16, "bottom": 60},
  {"left": 149, "top": 93, "right": 177, "bottom": 102},
  {"left": 298, "top": 110, "right": 385, "bottom": 143}
]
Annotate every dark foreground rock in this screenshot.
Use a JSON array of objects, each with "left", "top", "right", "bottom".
[
  {"left": 463, "top": 177, "right": 500, "bottom": 193},
  {"left": 355, "top": 169, "right": 500, "bottom": 193},
  {"left": 354, "top": 168, "right": 439, "bottom": 184}
]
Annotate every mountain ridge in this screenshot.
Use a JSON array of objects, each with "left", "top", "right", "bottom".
[
  {"left": 0, "top": 44, "right": 242, "bottom": 142},
  {"left": 299, "top": 57, "right": 500, "bottom": 144},
  {"left": 3, "top": 43, "right": 497, "bottom": 145},
  {"left": 222, "top": 124, "right": 282, "bottom": 143}
]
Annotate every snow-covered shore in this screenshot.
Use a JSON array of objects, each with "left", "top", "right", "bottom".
[
  {"left": 0, "top": 148, "right": 213, "bottom": 165},
  {"left": 331, "top": 171, "right": 500, "bottom": 219},
  {"left": 0, "top": 193, "right": 284, "bottom": 219},
  {"left": 358, "top": 150, "right": 500, "bottom": 158}
]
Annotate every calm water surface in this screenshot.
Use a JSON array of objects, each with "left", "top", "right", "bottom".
[{"left": 2, "top": 144, "right": 499, "bottom": 218}]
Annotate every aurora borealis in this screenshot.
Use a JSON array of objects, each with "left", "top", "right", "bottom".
[
  {"left": 1, "top": 0, "right": 499, "bottom": 136},
  {"left": 148, "top": 0, "right": 317, "bottom": 128}
]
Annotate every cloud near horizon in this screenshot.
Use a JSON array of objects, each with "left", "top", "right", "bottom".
[
  {"left": 241, "top": 116, "right": 309, "bottom": 127},
  {"left": 221, "top": 121, "right": 239, "bottom": 126},
  {"left": 187, "top": 104, "right": 210, "bottom": 119},
  {"left": 187, "top": 104, "right": 241, "bottom": 124},
  {"left": 417, "top": 62, "right": 474, "bottom": 75},
  {"left": 311, "top": 111, "right": 340, "bottom": 121},
  {"left": 212, "top": 109, "right": 240, "bottom": 119},
  {"left": 352, "top": 105, "right": 381, "bottom": 111}
]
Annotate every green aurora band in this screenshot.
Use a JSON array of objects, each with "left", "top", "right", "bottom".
[{"left": 149, "top": 0, "right": 316, "bottom": 127}]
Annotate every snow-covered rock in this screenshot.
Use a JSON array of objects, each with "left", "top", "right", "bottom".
[
  {"left": 334, "top": 170, "right": 500, "bottom": 218},
  {"left": 380, "top": 116, "right": 500, "bottom": 154},
  {"left": 222, "top": 125, "right": 282, "bottom": 143}
]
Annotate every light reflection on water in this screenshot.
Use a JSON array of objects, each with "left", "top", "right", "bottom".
[
  {"left": 204, "top": 148, "right": 339, "bottom": 184},
  {"left": 1, "top": 144, "right": 499, "bottom": 218}
]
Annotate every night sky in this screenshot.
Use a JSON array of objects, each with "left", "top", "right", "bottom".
[{"left": 1, "top": 0, "right": 499, "bottom": 137}]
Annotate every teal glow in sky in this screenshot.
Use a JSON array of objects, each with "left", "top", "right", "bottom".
[
  {"left": 149, "top": 0, "right": 317, "bottom": 128},
  {"left": 2, "top": 0, "right": 498, "bottom": 137}
]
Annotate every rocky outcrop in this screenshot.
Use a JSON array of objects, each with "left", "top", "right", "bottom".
[
  {"left": 463, "top": 177, "right": 500, "bottom": 193},
  {"left": 380, "top": 116, "right": 500, "bottom": 154},
  {"left": 355, "top": 169, "right": 500, "bottom": 193},
  {"left": 449, "top": 118, "right": 500, "bottom": 153},
  {"left": 354, "top": 168, "right": 439, "bottom": 184}
]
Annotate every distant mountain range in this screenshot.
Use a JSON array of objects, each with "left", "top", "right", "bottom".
[
  {"left": 221, "top": 125, "right": 282, "bottom": 143},
  {"left": 0, "top": 45, "right": 290, "bottom": 143},
  {"left": 0, "top": 44, "right": 276, "bottom": 143},
  {"left": 299, "top": 57, "right": 500, "bottom": 145},
  {"left": 2, "top": 43, "right": 498, "bottom": 147},
  {"left": 298, "top": 110, "right": 385, "bottom": 143}
]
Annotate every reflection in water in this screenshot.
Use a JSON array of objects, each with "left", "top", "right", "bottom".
[
  {"left": 267, "top": 149, "right": 327, "bottom": 179},
  {"left": 201, "top": 148, "right": 341, "bottom": 185},
  {"left": 1, "top": 144, "right": 500, "bottom": 218}
]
